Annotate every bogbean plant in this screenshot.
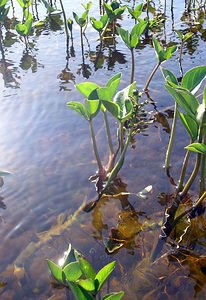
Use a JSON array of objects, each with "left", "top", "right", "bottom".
[
  {"left": 67, "top": 73, "right": 136, "bottom": 203},
  {"left": 158, "top": 65, "right": 206, "bottom": 240},
  {"left": 15, "top": 0, "right": 33, "bottom": 46},
  {"left": 47, "top": 244, "right": 124, "bottom": 300}
]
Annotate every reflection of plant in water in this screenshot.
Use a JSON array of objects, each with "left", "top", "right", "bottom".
[{"left": 47, "top": 244, "right": 124, "bottom": 300}]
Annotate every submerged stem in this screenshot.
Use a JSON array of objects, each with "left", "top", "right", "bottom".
[
  {"left": 144, "top": 62, "right": 160, "bottom": 92},
  {"left": 164, "top": 101, "right": 178, "bottom": 174}
]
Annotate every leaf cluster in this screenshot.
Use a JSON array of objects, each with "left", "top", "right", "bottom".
[{"left": 47, "top": 244, "right": 124, "bottom": 300}]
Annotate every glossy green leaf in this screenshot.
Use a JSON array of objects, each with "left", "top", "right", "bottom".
[
  {"left": 15, "top": 23, "right": 28, "bottom": 36},
  {"left": 67, "top": 101, "right": 89, "bottom": 120},
  {"left": 73, "top": 12, "right": 80, "bottom": 25},
  {"left": 95, "top": 261, "right": 116, "bottom": 292},
  {"left": 47, "top": 259, "right": 64, "bottom": 284},
  {"left": 78, "top": 257, "right": 96, "bottom": 280},
  {"left": 179, "top": 112, "right": 198, "bottom": 141},
  {"left": 117, "top": 27, "right": 130, "bottom": 48},
  {"left": 127, "top": 3, "right": 143, "bottom": 19},
  {"left": 24, "top": 11, "right": 33, "bottom": 34},
  {"left": 0, "top": 0, "right": 7, "bottom": 7},
  {"left": 60, "top": 244, "right": 77, "bottom": 268},
  {"left": 113, "top": 82, "right": 135, "bottom": 121},
  {"left": 183, "top": 32, "right": 193, "bottom": 42},
  {"left": 68, "top": 282, "right": 95, "bottom": 300},
  {"left": 181, "top": 66, "right": 206, "bottom": 94},
  {"left": 161, "top": 67, "right": 178, "bottom": 85},
  {"left": 164, "top": 45, "right": 177, "bottom": 61},
  {"left": 77, "top": 278, "right": 96, "bottom": 291},
  {"left": 106, "top": 73, "right": 122, "bottom": 97},
  {"left": 102, "top": 291, "right": 125, "bottom": 300},
  {"left": 185, "top": 143, "right": 206, "bottom": 154},
  {"left": 102, "top": 100, "right": 120, "bottom": 119},
  {"left": 85, "top": 99, "right": 101, "bottom": 119},
  {"left": 75, "top": 82, "right": 99, "bottom": 98},
  {"left": 63, "top": 262, "right": 82, "bottom": 281},
  {"left": 152, "top": 37, "right": 163, "bottom": 63},
  {"left": 17, "top": 0, "right": 32, "bottom": 9},
  {"left": 165, "top": 85, "right": 199, "bottom": 117},
  {"left": 131, "top": 20, "right": 147, "bottom": 40},
  {"left": 90, "top": 17, "right": 102, "bottom": 31},
  {"left": 81, "top": 1, "right": 92, "bottom": 10}
]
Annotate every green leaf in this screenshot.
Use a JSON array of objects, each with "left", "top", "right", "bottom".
[
  {"left": 15, "top": 23, "right": 28, "bottom": 36},
  {"left": 75, "top": 82, "right": 99, "bottom": 98},
  {"left": 106, "top": 73, "right": 122, "bottom": 97},
  {"left": 73, "top": 12, "right": 80, "bottom": 25},
  {"left": 179, "top": 112, "right": 198, "bottom": 141},
  {"left": 95, "top": 261, "right": 116, "bottom": 292},
  {"left": 161, "top": 67, "right": 178, "bottom": 85},
  {"left": 102, "top": 291, "right": 125, "bottom": 300},
  {"left": 90, "top": 17, "right": 102, "bottom": 31},
  {"left": 183, "top": 32, "right": 193, "bottom": 42},
  {"left": 102, "top": 100, "right": 120, "bottom": 119},
  {"left": 185, "top": 143, "right": 206, "bottom": 154},
  {"left": 47, "top": 259, "right": 64, "bottom": 284},
  {"left": 113, "top": 82, "right": 135, "bottom": 121},
  {"left": 67, "top": 101, "right": 89, "bottom": 120},
  {"left": 152, "top": 37, "right": 163, "bottom": 63},
  {"left": 117, "top": 27, "right": 130, "bottom": 48},
  {"left": 85, "top": 99, "right": 101, "bottom": 119},
  {"left": 164, "top": 45, "right": 177, "bottom": 61},
  {"left": 127, "top": 3, "right": 143, "bottom": 19},
  {"left": 181, "top": 65, "right": 206, "bottom": 94},
  {"left": 78, "top": 257, "right": 96, "bottom": 280},
  {"left": 68, "top": 282, "right": 95, "bottom": 300},
  {"left": 77, "top": 278, "right": 96, "bottom": 291},
  {"left": 165, "top": 85, "right": 199, "bottom": 117},
  {"left": 63, "top": 262, "right": 82, "bottom": 282},
  {"left": 131, "top": 20, "right": 147, "bottom": 40}
]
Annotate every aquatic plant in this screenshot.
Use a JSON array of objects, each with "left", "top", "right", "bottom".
[
  {"left": 144, "top": 37, "right": 177, "bottom": 91},
  {"left": 47, "top": 244, "right": 124, "bottom": 300},
  {"left": 117, "top": 19, "right": 147, "bottom": 83},
  {"left": 67, "top": 73, "right": 137, "bottom": 198},
  {"left": 161, "top": 65, "right": 206, "bottom": 179},
  {"left": 127, "top": 3, "right": 144, "bottom": 23},
  {"left": 101, "top": 1, "right": 126, "bottom": 38},
  {"left": 175, "top": 30, "right": 194, "bottom": 76}
]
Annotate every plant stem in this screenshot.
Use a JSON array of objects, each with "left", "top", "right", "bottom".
[
  {"left": 143, "top": 62, "right": 160, "bottom": 92},
  {"left": 101, "top": 130, "right": 131, "bottom": 194},
  {"left": 89, "top": 119, "right": 104, "bottom": 173},
  {"left": 119, "top": 123, "right": 124, "bottom": 152},
  {"left": 177, "top": 146, "right": 191, "bottom": 193},
  {"left": 103, "top": 110, "right": 114, "bottom": 155},
  {"left": 130, "top": 48, "right": 135, "bottom": 84},
  {"left": 179, "top": 123, "right": 204, "bottom": 198},
  {"left": 164, "top": 101, "right": 178, "bottom": 174}
]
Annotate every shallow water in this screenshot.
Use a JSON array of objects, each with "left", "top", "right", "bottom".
[{"left": 1, "top": 0, "right": 206, "bottom": 299}]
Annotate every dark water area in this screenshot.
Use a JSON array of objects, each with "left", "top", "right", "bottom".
[{"left": 1, "top": 0, "right": 206, "bottom": 299}]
